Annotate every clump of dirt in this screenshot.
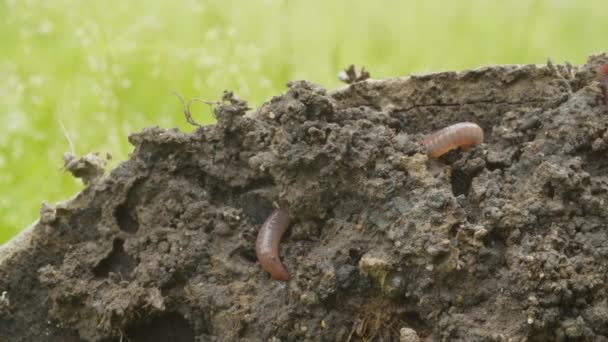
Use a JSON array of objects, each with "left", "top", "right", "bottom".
[
  {"left": 62, "top": 152, "right": 109, "bottom": 185},
  {"left": 1, "top": 53, "right": 608, "bottom": 342}
]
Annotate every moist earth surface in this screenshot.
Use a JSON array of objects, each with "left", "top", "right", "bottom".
[{"left": 1, "top": 54, "right": 608, "bottom": 341}]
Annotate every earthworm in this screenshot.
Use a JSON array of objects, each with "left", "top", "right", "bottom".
[
  {"left": 597, "top": 64, "right": 608, "bottom": 107},
  {"left": 256, "top": 208, "right": 291, "bottom": 281},
  {"left": 420, "top": 122, "right": 484, "bottom": 158}
]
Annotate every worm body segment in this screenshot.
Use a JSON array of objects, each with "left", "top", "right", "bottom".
[
  {"left": 597, "top": 64, "right": 608, "bottom": 107},
  {"left": 256, "top": 208, "right": 290, "bottom": 281},
  {"left": 421, "top": 122, "right": 484, "bottom": 158}
]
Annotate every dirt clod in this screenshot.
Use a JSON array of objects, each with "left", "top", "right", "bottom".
[
  {"left": 400, "top": 327, "right": 421, "bottom": 342},
  {"left": 2, "top": 53, "right": 608, "bottom": 341},
  {"left": 62, "top": 151, "right": 108, "bottom": 185}
]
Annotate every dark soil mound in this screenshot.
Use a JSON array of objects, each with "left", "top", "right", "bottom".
[{"left": 2, "top": 54, "right": 608, "bottom": 342}]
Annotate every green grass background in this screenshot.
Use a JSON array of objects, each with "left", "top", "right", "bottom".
[{"left": 1, "top": 0, "right": 606, "bottom": 245}]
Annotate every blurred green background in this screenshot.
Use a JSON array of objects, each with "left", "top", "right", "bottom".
[{"left": 1, "top": 0, "right": 606, "bottom": 245}]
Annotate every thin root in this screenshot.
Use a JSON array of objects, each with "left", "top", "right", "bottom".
[
  {"left": 172, "top": 91, "right": 216, "bottom": 127},
  {"left": 57, "top": 119, "right": 75, "bottom": 154}
]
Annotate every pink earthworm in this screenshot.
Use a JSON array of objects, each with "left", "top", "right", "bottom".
[
  {"left": 256, "top": 208, "right": 291, "bottom": 281},
  {"left": 597, "top": 64, "right": 608, "bottom": 107},
  {"left": 420, "top": 122, "right": 484, "bottom": 158}
]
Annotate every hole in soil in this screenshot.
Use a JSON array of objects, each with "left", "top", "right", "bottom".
[
  {"left": 543, "top": 182, "right": 555, "bottom": 198},
  {"left": 400, "top": 310, "right": 431, "bottom": 337},
  {"left": 114, "top": 178, "right": 145, "bottom": 233},
  {"left": 486, "top": 162, "right": 505, "bottom": 172},
  {"left": 115, "top": 203, "right": 139, "bottom": 233},
  {"left": 451, "top": 168, "right": 473, "bottom": 196},
  {"left": 93, "top": 239, "right": 137, "bottom": 279},
  {"left": 448, "top": 223, "right": 460, "bottom": 238},
  {"left": 124, "top": 312, "right": 195, "bottom": 342},
  {"left": 239, "top": 248, "right": 258, "bottom": 264},
  {"left": 348, "top": 248, "right": 363, "bottom": 264}
]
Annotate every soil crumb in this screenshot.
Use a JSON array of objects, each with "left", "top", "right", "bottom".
[
  {"left": 2, "top": 53, "right": 608, "bottom": 341},
  {"left": 62, "top": 152, "right": 108, "bottom": 185}
]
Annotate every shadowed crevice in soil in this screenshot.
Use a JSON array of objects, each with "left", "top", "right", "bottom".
[
  {"left": 2, "top": 53, "right": 608, "bottom": 341},
  {"left": 450, "top": 168, "right": 474, "bottom": 196},
  {"left": 93, "top": 239, "right": 136, "bottom": 280},
  {"left": 123, "top": 312, "right": 195, "bottom": 342},
  {"left": 115, "top": 202, "right": 139, "bottom": 233}
]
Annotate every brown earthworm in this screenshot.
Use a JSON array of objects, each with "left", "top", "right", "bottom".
[
  {"left": 420, "top": 122, "right": 484, "bottom": 158},
  {"left": 256, "top": 208, "right": 290, "bottom": 281},
  {"left": 597, "top": 64, "right": 608, "bottom": 107}
]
